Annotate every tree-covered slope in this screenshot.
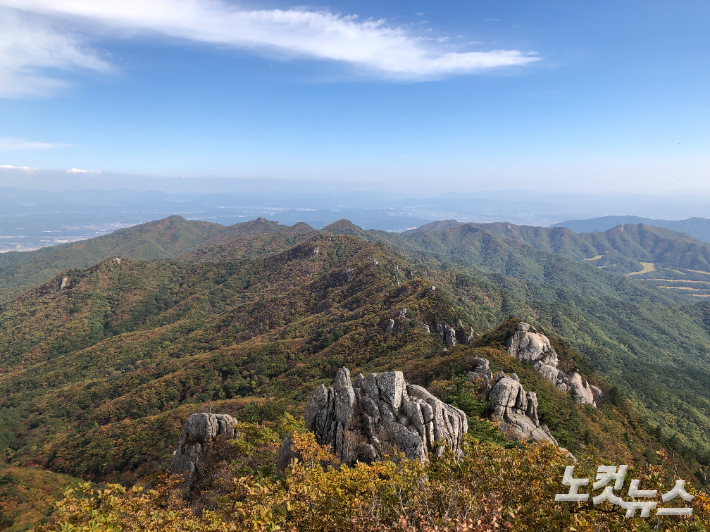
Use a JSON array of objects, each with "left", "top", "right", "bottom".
[
  {"left": 3, "top": 229, "right": 702, "bottom": 488},
  {"left": 0, "top": 234, "right": 477, "bottom": 481},
  {"left": 552, "top": 215, "right": 710, "bottom": 243},
  {"left": 0, "top": 216, "right": 313, "bottom": 302},
  {"left": 1, "top": 218, "right": 710, "bottom": 485},
  {"left": 405, "top": 220, "right": 710, "bottom": 297},
  {"left": 320, "top": 221, "right": 710, "bottom": 457}
]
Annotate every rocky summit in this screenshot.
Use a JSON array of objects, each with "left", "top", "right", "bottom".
[
  {"left": 508, "top": 322, "right": 601, "bottom": 406},
  {"left": 302, "top": 368, "right": 467, "bottom": 465}
]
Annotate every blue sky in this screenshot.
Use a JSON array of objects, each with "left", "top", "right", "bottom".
[{"left": 0, "top": 0, "right": 708, "bottom": 193}]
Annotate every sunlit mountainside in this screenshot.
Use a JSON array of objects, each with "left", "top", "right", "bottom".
[
  {"left": 406, "top": 220, "right": 710, "bottom": 298},
  {"left": 1, "top": 216, "right": 710, "bottom": 529}
]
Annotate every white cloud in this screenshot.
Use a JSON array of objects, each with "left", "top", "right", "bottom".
[
  {"left": 0, "top": 137, "right": 68, "bottom": 150},
  {"left": 0, "top": 0, "right": 539, "bottom": 96},
  {"left": 67, "top": 168, "right": 101, "bottom": 174},
  {"left": 0, "top": 164, "right": 37, "bottom": 171},
  {"left": 0, "top": 8, "right": 112, "bottom": 98}
]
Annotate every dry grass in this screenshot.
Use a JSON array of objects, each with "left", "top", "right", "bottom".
[{"left": 628, "top": 262, "right": 655, "bottom": 275}]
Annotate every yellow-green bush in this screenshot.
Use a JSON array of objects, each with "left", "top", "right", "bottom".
[{"left": 38, "top": 425, "right": 710, "bottom": 532}]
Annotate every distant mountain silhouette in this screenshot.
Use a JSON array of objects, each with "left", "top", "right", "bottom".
[{"left": 551, "top": 216, "right": 710, "bottom": 243}]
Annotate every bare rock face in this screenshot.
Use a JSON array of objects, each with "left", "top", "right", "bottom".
[
  {"left": 467, "top": 357, "right": 493, "bottom": 390},
  {"left": 435, "top": 323, "right": 458, "bottom": 347},
  {"left": 487, "top": 375, "right": 557, "bottom": 445},
  {"left": 171, "top": 413, "right": 236, "bottom": 489},
  {"left": 508, "top": 322, "right": 558, "bottom": 366},
  {"left": 508, "top": 322, "right": 598, "bottom": 407},
  {"left": 300, "top": 367, "right": 467, "bottom": 466},
  {"left": 434, "top": 321, "right": 474, "bottom": 347},
  {"left": 568, "top": 373, "right": 595, "bottom": 405}
]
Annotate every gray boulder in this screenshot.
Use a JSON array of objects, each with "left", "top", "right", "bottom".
[
  {"left": 508, "top": 322, "right": 558, "bottom": 366},
  {"left": 509, "top": 322, "right": 597, "bottom": 408},
  {"left": 171, "top": 413, "right": 237, "bottom": 490},
  {"left": 488, "top": 375, "right": 557, "bottom": 445},
  {"left": 299, "top": 368, "right": 467, "bottom": 466},
  {"left": 467, "top": 357, "right": 493, "bottom": 389},
  {"left": 568, "top": 372, "right": 595, "bottom": 405}
]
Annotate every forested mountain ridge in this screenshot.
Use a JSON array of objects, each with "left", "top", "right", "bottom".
[
  {"left": 405, "top": 220, "right": 710, "bottom": 298},
  {"left": 0, "top": 233, "right": 694, "bottom": 479},
  {"left": 1, "top": 234, "right": 478, "bottom": 481},
  {"left": 2, "top": 217, "right": 710, "bottom": 461},
  {"left": 0, "top": 215, "right": 314, "bottom": 302},
  {"left": 552, "top": 215, "right": 710, "bottom": 243},
  {"left": 2, "top": 220, "right": 710, "bottom": 529}
]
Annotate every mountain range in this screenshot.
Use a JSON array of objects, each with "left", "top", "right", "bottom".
[
  {"left": 552, "top": 215, "right": 710, "bottom": 243},
  {"left": 1, "top": 214, "right": 710, "bottom": 529}
]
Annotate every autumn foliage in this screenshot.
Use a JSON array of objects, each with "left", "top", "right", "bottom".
[{"left": 38, "top": 423, "right": 710, "bottom": 532}]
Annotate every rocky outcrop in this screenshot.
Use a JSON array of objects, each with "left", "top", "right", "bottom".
[
  {"left": 508, "top": 322, "right": 599, "bottom": 407},
  {"left": 467, "top": 357, "right": 493, "bottom": 390},
  {"left": 508, "top": 322, "right": 558, "bottom": 366},
  {"left": 568, "top": 372, "right": 595, "bottom": 405},
  {"left": 300, "top": 368, "right": 467, "bottom": 466},
  {"left": 487, "top": 373, "right": 557, "bottom": 445},
  {"left": 435, "top": 323, "right": 458, "bottom": 347},
  {"left": 433, "top": 321, "right": 474, "bottom": 347},
  {"left": 171, "top": 413, "right": 237, "bottom": 489}
]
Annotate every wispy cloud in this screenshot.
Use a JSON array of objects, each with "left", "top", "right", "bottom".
[
  {"left": 0, "top": 9, "right": 112, "bottom": 98},
  {"left": 67, "top": 168, "right": 100, "bottom": 174},
  {"left": 0, "top": 164, "right": 37, "bottom": 171},
  {"left": 0, "top": 0, "right": 540, "bottom": 97},
  {"left": 0, "top": 137, "right": 68, "bottom": 150}
]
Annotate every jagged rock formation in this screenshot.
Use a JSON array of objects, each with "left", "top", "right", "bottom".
[
  {"left": 487, "top": 371, "right": 557, "bottom": 445},
  {"left": 433, "top": 321, "right": 474, "bottom": 347},
  {"left": 508, "top": 322, "right": 599, "bottom": 407},
  {"left": 435, "top": 323, "right": 458, "bottom": 346},
  {"left": 171, "top": 413, "right": 236, "bottom": 489},
  {"left": 467, "top": 357, "right": 493, "bottom": 389},
  {"left": 301, "top": 368, "right": 467, "bottom": 465}
]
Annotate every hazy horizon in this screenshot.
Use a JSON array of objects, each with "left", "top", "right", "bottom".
[{"left": 2, "top": 0, "right": 709, "bottom": 194}]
